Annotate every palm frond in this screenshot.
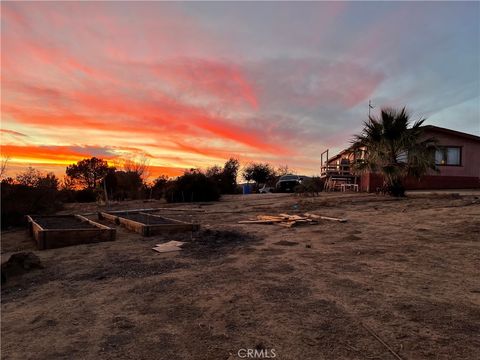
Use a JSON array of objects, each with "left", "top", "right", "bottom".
[{"left": 352, "top": 106, "right": 438, "bottom": 195}]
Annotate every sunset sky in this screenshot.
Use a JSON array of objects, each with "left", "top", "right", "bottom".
[{"left": 2, "top": 1, "right": 479, "bottom": 180}]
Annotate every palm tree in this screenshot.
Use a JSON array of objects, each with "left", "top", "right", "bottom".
[{"left": 352, "top": 107, "right": 437, "bottom": 197}]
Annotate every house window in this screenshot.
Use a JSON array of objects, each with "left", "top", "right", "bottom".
[{"left": 435, "top": 146, "right": 461, "bottom": 166}]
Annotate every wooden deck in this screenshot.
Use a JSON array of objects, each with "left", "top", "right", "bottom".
[{"left": 320, "top": 164, "right": 353, "bottom": 178}]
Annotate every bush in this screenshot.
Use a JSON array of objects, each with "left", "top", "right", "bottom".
[
  {"left": 58, "top": 188, "right": 76, "bottom": 203},
  {"left": 73, "top": 188, "right": 98, "bottom": 203},
  {"left": 294, "top": 177, "right": 324, "bottom": 196},
  {"left": 150, "top": 175, "right": 169, "bottom": 200},
  {"left": 164, "top": 170, "right": 220, "bottom": 203},
  {"left": 205, "top": 158, "right": 240, "bottom": 195},
  {"left": 57, "top": 188, "right": 98, "bottom": 203},
  {"left": 1, "top": 183, "right": 63, "bottom": 229},
  {"left": 242, "top": 162, "right": 276, "bottom": 189}
]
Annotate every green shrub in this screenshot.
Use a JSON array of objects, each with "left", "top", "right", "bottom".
[{"left": 294, "top": 177, "right": 324, "bottom": 196}]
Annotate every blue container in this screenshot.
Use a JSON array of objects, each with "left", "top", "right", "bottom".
[{"left": 243, "top": 184, "right": 251, "bottom": 195}]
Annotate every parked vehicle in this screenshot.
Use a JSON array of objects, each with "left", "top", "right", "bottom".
[{"left": 275, "top": 174, "right": 309, "bottom": 193}]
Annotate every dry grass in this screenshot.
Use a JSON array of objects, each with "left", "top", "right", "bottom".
[{"left": 1, "top": 192, "right": 480, "bottom": 359}]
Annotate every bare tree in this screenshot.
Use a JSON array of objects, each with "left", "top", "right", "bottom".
[
  {"left": 276, "top": 165, "right": 291, "bottom": 176},
  {"left": 0, "top": 155, "right": 10, "bottom": 179},
  {"left": 120, "top": 154, "right": 150, "bottom": 180},
  {"left": 60, "top": 176, "right": 76, "bottom": 190},
  {"left": 16, "top": 167, "right": 42, "bottom": 187}
]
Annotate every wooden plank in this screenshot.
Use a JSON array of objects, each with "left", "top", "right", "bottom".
[
  {"left": 100, "top": 212, "right": 146, "bottom": 234},
  {"left": 132, "top": 213, "right": 199, "bottom": 235},
  {"left": 319, "top": 216, "right": 347, "bottom": 223},
  {"left": 139, "top": 212, "right": 195, "bottom": 225},
  {"left": 152, "top": 240, "right": 185, "bottom": 253},
  {"left": 304, "top": 213, "right": 347, "bottom": 222},
  {"left": 152, "top": 246, "right": 182, "bottom": 253},
  {"left": 75, "top": 214, "right": 113, "bottom": 230},
  {"left": 27, "top": 214, "right": 116, "bottom": 249},
  {"left": 100, "top": 211, "right": 198, "bottom": 236},
  {"left": 105, "top": 207, "right": 205, "bottom": 214},
  {"left": 98, "top": 212, "right": 118, "bottom": 222},
  {"left": 240, "top": 215, "right": 317, "bottom": 226},
  {"left": 279, "top": 213, "right": 309, "bottom": 221},
  {"left": 238, "top": 211, "right": 323, "bottom": 228},
  {"left": 238, "top": 219, "right": 284, "bottom": 224},
  {"left": 32, "top": 222, "right": 46, "bottom": 249},
  {"left": 145, "top": 223, "right": 199, "bottom": 236},
  {"left": 257, "top": 215, "right": 284, "bottom": 221},
  {"left": 155, "top": 240, "right": 185, "bottom": 247},
  {"left": 277, "top": 221, "right": 297, "bottom": 228},
  {"left": 40, "top": 229, "right": 114, "bottom": 249}
]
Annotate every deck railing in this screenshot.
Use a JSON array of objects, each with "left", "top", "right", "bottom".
[{"left": 320, "top": 164, "right": 352, "bottom": 177}]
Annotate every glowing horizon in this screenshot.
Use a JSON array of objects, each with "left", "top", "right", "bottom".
[{"left": 2, "top": 2, "right": 479, "bottom": 181}]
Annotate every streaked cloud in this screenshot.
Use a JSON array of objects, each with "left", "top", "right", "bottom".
[{"left": 1, "top": 1, "right": 478, "bottom": 178}]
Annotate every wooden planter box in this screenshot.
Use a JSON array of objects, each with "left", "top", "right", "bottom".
[
  {"left": 26, "top": 215, "right": 116, "bottom": 250},
  {"left": 99, "top": 211, "right": 199, "bottom": 236}
]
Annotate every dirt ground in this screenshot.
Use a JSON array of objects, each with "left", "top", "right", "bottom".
[
  {"left": 1, "top": 192, "right": 479, "bottom": 360},
  {"left": 31, "top": 216, "right": 98, "bottom": 229}
]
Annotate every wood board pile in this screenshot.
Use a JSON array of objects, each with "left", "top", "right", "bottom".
[{"left": 238, "top": 213, "right": 347, "bottom": 228}]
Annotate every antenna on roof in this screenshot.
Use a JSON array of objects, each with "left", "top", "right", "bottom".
[
  {"left": 368, "top": 100, "right": 375, "bottom": 125},
  {"left": 368, "top": 100, "right": 375, "bottom": 118}
]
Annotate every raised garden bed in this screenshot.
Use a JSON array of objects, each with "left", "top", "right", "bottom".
[
  {"left": 99, "top": 211, "right": 199, "bottom": 236},
  {"left": 27, "top": 215, "right": 116, "bottom": 250}
]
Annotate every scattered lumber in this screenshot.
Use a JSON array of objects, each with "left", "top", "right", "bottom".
[
  {"left": 279, "top": 214, "right": 306, "bottom": 221},
  {"left": 238, "top": 213, "right": 318, "bottom": 227},
  {"left": 238, "top": 213, "right": 348, "bottom": 227},
  {"left": 238, "top": 219, "right": 284, "bottom": 224},
  {"left": 278, "top": 221, "right": 297, "bottom": 228}
]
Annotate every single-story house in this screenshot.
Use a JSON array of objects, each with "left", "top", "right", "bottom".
[{"left": 321, "top": 125, "right": 480, "bottom": 192}]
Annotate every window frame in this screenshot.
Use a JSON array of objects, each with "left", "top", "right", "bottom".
[{"left": 435, "top": 145, "right": 462, "bottom": 167}]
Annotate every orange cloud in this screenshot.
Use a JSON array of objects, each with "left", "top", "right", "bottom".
[
  {"left": 3, "top": 2, "right": 377, "bottom": 178},
  {"left": 1, "top": 144, "right": 187, "bottom": 179},
  {"left": 148, "top": 165, "right": 185, "bottom": 179},
  {"left": 0, "top": 129, "right": 27, "bottom": 137},
  {"left": 1, "top": 144, "right": 115, "bottom": 164},
  {"left": 3, "top": 161, "right": 184, "bottom": 181},
  {"left": 4, "top": 82, "right": 286, "bottom": 156}
]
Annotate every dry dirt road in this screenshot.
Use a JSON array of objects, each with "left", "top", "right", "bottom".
[{"left": 2, "top": 192, "right": 480, "bottom": 360}]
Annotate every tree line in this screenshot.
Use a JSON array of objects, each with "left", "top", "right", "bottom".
[
  {"left": 0, "top": 156, "right": 298, "bottom": 229},
  {"left": 2, "top": 157, "right": 296, "bottom": 200}
]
